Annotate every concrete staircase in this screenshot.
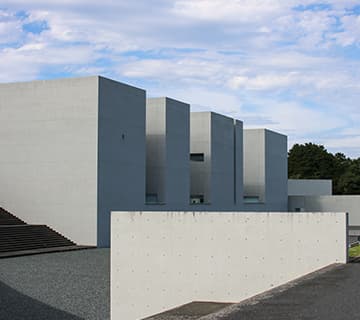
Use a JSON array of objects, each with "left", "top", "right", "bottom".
[
  {"left": 0, "top": 207, "right": 92, "bottom": 258},
  {"left": 0, "top": 207, "right": 26, "bottom": 225}
]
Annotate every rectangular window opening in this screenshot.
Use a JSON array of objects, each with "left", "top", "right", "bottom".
[
  {"left": 190, "top": 153, "right": 204, "bottom": 162},
  {"left": 190, "top": 195, "right": 204, "bottom": 204},
  {"left": 244, "top": 196, "right": 261, "bottom": 203},
  {"left": 146, "top": 193, "right": 159, "bottom": 204}
]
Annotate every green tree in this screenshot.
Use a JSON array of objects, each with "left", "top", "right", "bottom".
[
  {"left": 337, "top": 159, "right": 360, "bottom": 194},
  {"left": 288, "top": 143, "right": 355, "bottom": 195},
  {"left": 288, "top": 143, "right": 336, "bottom": 179},
  {"left": 332, "top": 152, "right": 352, "bottom": 194}
]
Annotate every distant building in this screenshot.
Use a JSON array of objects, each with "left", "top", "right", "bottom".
[
  {"left": 288, "top": 179, "right": 360, "bottom": 241},
  {"left": 288, "top": 179, "right": 332, "bottom": 197}
]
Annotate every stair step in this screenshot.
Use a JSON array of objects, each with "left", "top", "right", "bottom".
[
  {"left": 0, "top": 245, "right": 94, "bottom": 258},
  {"left": 0, "top": 207, "right": 26, "bottom": 224},
  {"left": 0, "top": 207, "right": 78, "bottom": 254}
]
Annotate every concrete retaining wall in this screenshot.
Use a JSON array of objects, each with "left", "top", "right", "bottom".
[{"left": 111, "top": 211, "right": 347, "bottom": 320}]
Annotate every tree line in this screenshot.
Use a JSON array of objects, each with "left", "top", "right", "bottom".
[{"left": 288, "top": 143, "right": 360, "bottom": 195}]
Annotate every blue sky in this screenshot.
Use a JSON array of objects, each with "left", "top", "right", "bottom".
[{"left": 1, "top": 1, "right": 360, "bottom": 157}]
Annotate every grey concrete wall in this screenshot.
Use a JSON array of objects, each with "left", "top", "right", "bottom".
[
  {"left": 165, "top": 98, "right": 190, "bottom": 206},
  {"left": 288, "top": 179, "right": 332, "bottom": 196},
  {"left": 243, "top": 129, "right": 287, "bottom": 211},
  {"left": 243, "top": 129, "right": 265, "bottom": 202},
  {"left": 210, "top": 112, "right": 235, "bottom": 207},
  {"left": 146, "top": 97, "right": 190, "bottom": 207},
  {"left": 146, "top": 98, "right": 166, "bottom": 203},
  {"left": 234, "top": 120, "right": 244, "bottom": 206},
  {"left": 289, "top": 195, "right": 360, "bottom": 232},
  {"left": 97, "top": 77, "right": 146, "bottom": 247},
  {"left": 0, "top": 77, "right": 99, "bottom": 245},
  {"left": 265, "top": 129, "right": 288, "bottom": 211},
  {"left": 111, "top": 211, "right": 348, "bottom": 320},
  {"left": 190, "top": 112, "right": 236, "bottom": 208},
  {"left": 190, "top": 112, "right": 211, "bottom": 204}
]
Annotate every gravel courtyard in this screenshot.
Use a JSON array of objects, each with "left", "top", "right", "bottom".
[{"left": 0, "top": 249, "right": 109, "bottom": 320}]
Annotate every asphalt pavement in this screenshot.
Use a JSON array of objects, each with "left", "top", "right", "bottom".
[{"left": 201, "top": 262, "right": 360, "bottom": 320}]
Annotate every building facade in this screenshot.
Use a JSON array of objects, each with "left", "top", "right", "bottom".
[
  {"left": 0, "top": 76, "right": 146, "bottom": 247},
  {"left": 0, "top": 76, "right": 289, "bottom": 247}
]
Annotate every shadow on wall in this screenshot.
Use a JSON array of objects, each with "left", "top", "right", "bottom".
[{"left": 0, "top": 280, "right": 83, "bottom": 320}]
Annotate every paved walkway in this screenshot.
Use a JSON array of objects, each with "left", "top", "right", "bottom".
[
  {"left": 0, "top": 249, "right": 109, "bottom": 320},
  {"left": 201, "top": 261, "right": 360, "bottom": 320}
]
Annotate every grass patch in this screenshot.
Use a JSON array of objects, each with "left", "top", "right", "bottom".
[{"left": 349, "top": 244, "right": 360, "bottom": 258}]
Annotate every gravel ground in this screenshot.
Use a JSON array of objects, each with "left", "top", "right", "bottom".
[{"left": 0, "top": 248, "right": 109, "bottom": 320}]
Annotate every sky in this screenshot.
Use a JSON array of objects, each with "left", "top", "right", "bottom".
[{"left": 1, "top": 1, "right": 360, "bottom": 157}]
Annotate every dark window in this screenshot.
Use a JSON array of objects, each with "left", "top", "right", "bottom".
[
  {"left": 146, "top": 194, "right": 158, "bottom": 204},
  {"left": 190, "top": 195, "right": 204, "bottom": 204},
  {"left": 190, "top": 153, "right": 204, "bottom": 162},
  {"left": 244, "top": 196, "right": 260, "bottom": 203}
]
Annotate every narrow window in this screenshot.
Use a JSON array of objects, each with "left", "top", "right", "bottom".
[
  {"left": 146, "top": 194, "right": 158, "bottom": 204},
  {"left": 244, "top": 196, "right": 260, "bottom": 203},
  {"left": 190, "top": 195, "right": 204, "bottom": 204},
  {"left": 190, "top": 153, "right": 204, "bottom": 162}
]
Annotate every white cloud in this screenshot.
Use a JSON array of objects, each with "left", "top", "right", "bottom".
[
  {"left": 0, "top": 10, "right": 23, "bottom": 44},
  {"left": 0, "top": 1, "right": 359, "bottom": 156},
  {"left": 333, "top": 14, "right": 360, "bottom": 46},
  {"left": 229, "top": 73, "right": 300, "bottom": 90},
  {"left": 172, "top": 0, "right": 287, "bottom": 22}
]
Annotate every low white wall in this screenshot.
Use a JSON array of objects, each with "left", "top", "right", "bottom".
[{"left": 111, "top": 211, "right": 347, "bottom": 320}]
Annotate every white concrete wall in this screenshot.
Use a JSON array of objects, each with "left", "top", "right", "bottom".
[
  {"left": 111, "top": 211, "right": 347, "bottom": 320},
  {"left": 0, "top": 77, "right": 99, "bottom": 245}
]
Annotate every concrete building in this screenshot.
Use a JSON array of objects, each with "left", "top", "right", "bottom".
[
  {"left": 243, "top": 129, "right": 288, "bottom": 211},
  {"left": 234, "top": 119, "right": 244, "bottom": 206},
  {"left": 289, "top": 194, "right": 360, "bottom": 240},
  {"left": 0, "top": 75, "right": 291, "bottom": 248},
  {"left": 146, "top": 97, "right": 190, "bottom": 207},
  {"left": 287, "top": 179, "right": 360, "bottom": 239},
  {"left": 288, "top": 179, "right": 332, "bottom": 196},
  {"left": 189, "top": 112, "right": 243, "bottom": 208},
  {"left": 0, "top": 76, "right": 146, "bottom": 247}
]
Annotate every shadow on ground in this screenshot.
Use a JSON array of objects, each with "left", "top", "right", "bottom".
[{"left": 0, "top": 280, "right": 83, "bottom": 320}]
